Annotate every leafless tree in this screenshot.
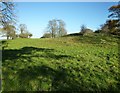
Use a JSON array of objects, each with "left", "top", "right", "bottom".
[
  {"left": 0, "top": 1, "right": 16, "bottom": 26},
  {"left": 46, "top": 19, "right": 67, "bottom": 38}
]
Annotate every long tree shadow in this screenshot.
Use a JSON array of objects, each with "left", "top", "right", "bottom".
[
  {"left": 2, "top": 46, "right": 81, "bottom": 91},
  {"left": 2, "top": 46, "right": 74, "bottom": 71},
  {"left": 2, "top": 46, "right": 78, "bottom": 91},
  {"left": 2, "top": 46, "right": 120, "bottom": 91},
  {"left": 2, "top": 46, "right": 74, "bottom": 62},
  {"left": 2, "top": 47, "right": 54, "bottom": 62}
]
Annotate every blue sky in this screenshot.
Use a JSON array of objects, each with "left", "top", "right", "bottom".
[{"left": 15, "top": 2, "right": 117, "bottom": 38}]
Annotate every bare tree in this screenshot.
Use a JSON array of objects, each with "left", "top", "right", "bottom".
[
  {"left": 58, "top": 20, "right": 67, "bottom": 37},
  {"left": 0, "top": 1, "right": 17, "bottom": 39},
  {"left": 0, "top": 1, "right": 16, "bottom": 26},
  {"left": 47, "top": 19, "right": 57, "bottom": 38},
  {"left": 19, "top": 24, "right": 27, "bottom": 34},
  {"left": 46, "top": 19, "right": 67, "bottom": 38},
  {"left": 80, "top": 24, "right": 87, "bottom": 34}
]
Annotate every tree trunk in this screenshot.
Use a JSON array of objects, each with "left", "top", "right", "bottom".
[{"left": 7, "top": 36, "right": 9, "bottom": 40}]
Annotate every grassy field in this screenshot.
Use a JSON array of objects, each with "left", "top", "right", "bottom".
[{"left": 1, "top": 34, "right": 120, "bottom": 91}]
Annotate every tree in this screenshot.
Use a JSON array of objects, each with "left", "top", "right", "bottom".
[
  {"left": 80, "top": 24, "right": 93, "bottom": 36},
  {"left": 57, "top": 20, "right": 67, "bottom": 37},
  {"left": 106, "top": 19, "right": 119, "bottom": 34},
  {"left": 108, "top": 1, "right": 120, "bottom": 20},
  {"left": 2, "top": 24, "right": 16, "bottom": 39},
  {"left": 46, "top": 19, "right": 67, "bottom": 38},
  {"left": 47, "top": 19, "right": 57, "bottom": 38},
  {"left": 28, "top": 33, "right": 33, "bottom": 38},
  {"left": 108, "top": 1, "right": 120, "bottom": 35},
  {"left": 0, "top": 2, "right": 16, "bottom": 26},
  {"left": 80, "top": 24, "right": 87, "bottom": 34},
  {"left": 100, "top": 23, "right": 110, "bottom": 34},
  {"left": 42, "top": 33, "right": 52, "bottom": 38},
  {"left": 0, "top": 1, "right": 17, "bottom": 39},
  {"left": 19, "top": 24, "right": 27, "bottom": 34},
  {"left": 19, "top": 24, "right": 32, "bottom": 38}
]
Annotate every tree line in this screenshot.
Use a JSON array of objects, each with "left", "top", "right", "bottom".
[
  {"left": 0, "top": 2, "right": 32, "bottom": 40},
  {"left": 0, "top": 1, "right": 120, "bottom": 40},
  {"left": 43, "top": 1, "right": 120, "bottom": 38},
  {"left": 95, "top": 2, "right": 120, "bottom": 35}
]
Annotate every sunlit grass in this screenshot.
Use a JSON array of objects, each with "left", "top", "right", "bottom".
[{"left": 2, "top": 34, "right": 120, "bottom": 91}]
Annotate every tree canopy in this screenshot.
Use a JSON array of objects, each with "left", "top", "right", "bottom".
[
  {"left": 2, "top": 24, "right": 16, "bottom": 39},
  {"left": 45, "top": 19, "right": 67, "bottom": 38},
  {"left": 108, "top": 1, "right": 120, "bottom": 20}
]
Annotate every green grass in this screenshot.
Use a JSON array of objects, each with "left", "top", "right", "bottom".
[{"left": 1, "top": 34, "right": 120, "bottom": 91}]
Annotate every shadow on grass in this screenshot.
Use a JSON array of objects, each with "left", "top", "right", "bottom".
[
  {"left": 2, "top": 46, "right": 81, "bottom": 91},
  {"left": 2, "top": 47, "right": 73, "bottom": 62},
  {"left": 64, "top": 33, "right": 82, "bottom": 37},
  {"left": 2, "top": 46, "right": 120, "bottom": 91}
]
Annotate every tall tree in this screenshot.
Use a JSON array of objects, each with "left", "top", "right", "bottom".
[
  {"left": 0, "top": 1, "right": 17, "bottom": 39},
  {"left": 19, "top": 24, "right": 27, "bottom": 34},
  {"left": 47, "top": 19, "right": 57, "bottom": 38},
  {"left": 106, "top": 19, "right": 119, "bottom": 34},
  {"left": 58, "top": 20, "right": 67, "bottom": 37},
  {"left": 0, "top": 1, "right": 16, "bottom": 26},
  {"left": 46, "top": 19, "right": 67, "bottom": 38},
  {"left": 108, "top": 1, "right": 120, "bottom": 35}
]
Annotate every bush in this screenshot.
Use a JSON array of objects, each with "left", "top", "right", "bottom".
[
  {"left": 19, "top": 33, "right": 29, "bottom": 38},
  {"left": 82, "top": 29, "right": 94, "bottom": 36},
  {"left": 42, "top": 33, "right": 52, "bottom": 38}
]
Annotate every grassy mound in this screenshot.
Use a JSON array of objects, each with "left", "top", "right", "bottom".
[{"left": 1, "top": 34, "right": 120, "bottom": 91}]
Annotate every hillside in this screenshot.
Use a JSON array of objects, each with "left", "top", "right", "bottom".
[{"left": 1, "top": 34, "right": 120, "bottom": 91}]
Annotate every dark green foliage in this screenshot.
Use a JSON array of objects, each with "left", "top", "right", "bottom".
[
  {"left": 1, "top": 40, "right": 8, "bottom": 50},
  {"left": 29, "top": 33, "right": 33, "bottom": 38},
  {"left": 64, "top": 33, "right": 82, "bottom": 37},
  {"left": 108, "top": 2, "right": 120, "bottom": 35},
  {"left": 94, "top": 30, "right": 101, "bottom": 33},
  {"left": 98, "top": 2, "right": 120, "bottom": 36},
  {"left": 99, "top": 19, "right": 120, "bottom": 36}
]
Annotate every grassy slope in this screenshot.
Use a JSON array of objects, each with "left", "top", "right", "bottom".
[{"left": 2, "top": 34, "right": 120, "bottom": 91}]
